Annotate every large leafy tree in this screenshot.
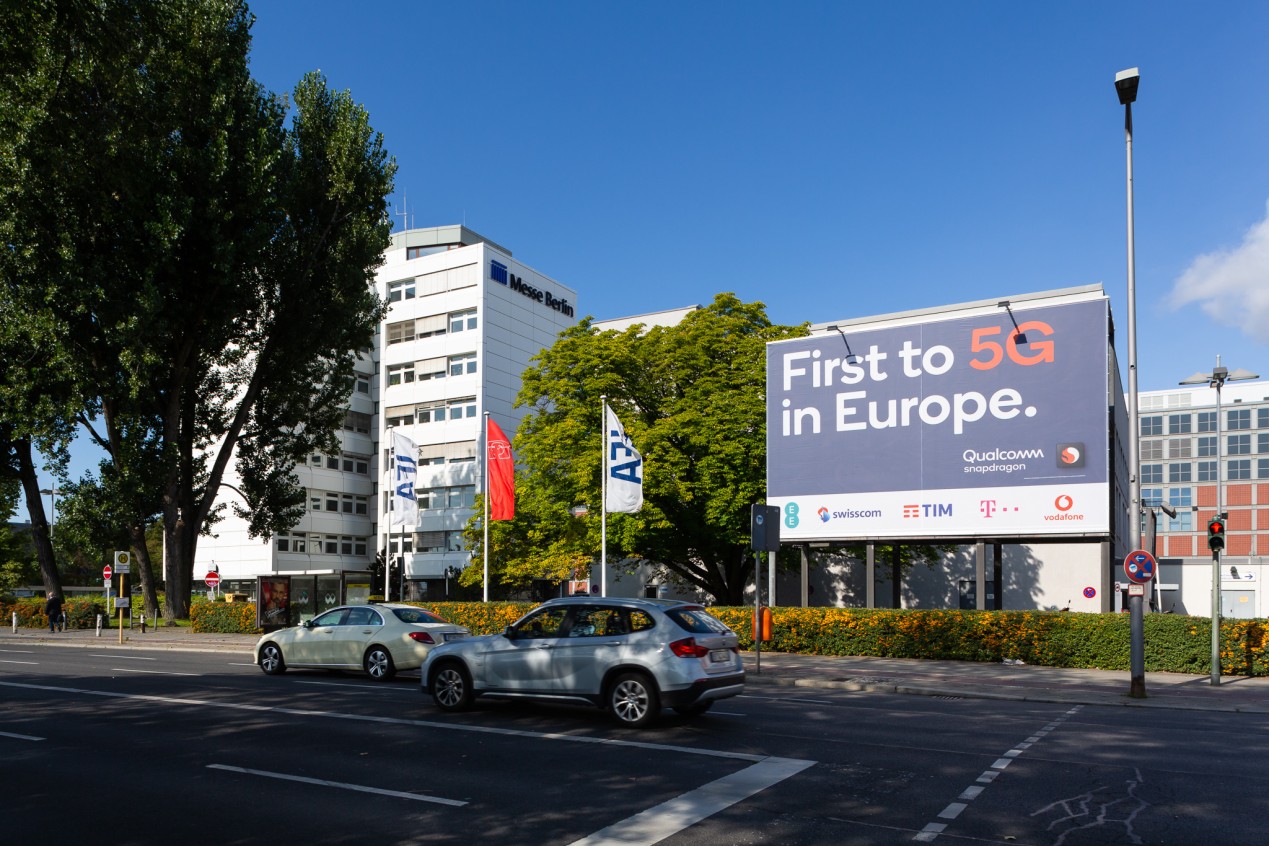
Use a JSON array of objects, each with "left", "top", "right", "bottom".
[
  {"left": 465, "top": 294, "right": 807, "bottom": 604},
  {"left": 3, "top": 0, "right": 394, "bottom": 618}
]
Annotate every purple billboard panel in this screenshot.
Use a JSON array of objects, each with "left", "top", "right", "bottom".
[{"left": 766, "top": 294, "right": 1111, "bottom": 540}]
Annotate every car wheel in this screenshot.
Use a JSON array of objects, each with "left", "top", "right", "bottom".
[
  {"left": 609, "top": 672, "right": 660, "bottom": 728},
  {"left": 673, "top": 701, "right": 713, "bottom": 717},
  {"left": 431, "top": 661, "right": 474, "bottom": 712},
  {"left": 259, "top": 643, "right": 286, "bottom": 675},
  {"left": 364, "top": 646, "right": 396, "bottom": 681}
]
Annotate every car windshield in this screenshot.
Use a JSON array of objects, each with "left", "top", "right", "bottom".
[
  {"left": 664, "top": 606, "right": 731, "bottom": 634},
  {"left": 393, "top": 607, "right": 446, "bottom": 625}
]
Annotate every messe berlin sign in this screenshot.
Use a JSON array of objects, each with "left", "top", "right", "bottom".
[{"left": 766, "top": 290, "right": 1111, "bottom": 541}]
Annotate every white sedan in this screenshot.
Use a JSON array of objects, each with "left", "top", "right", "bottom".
[{"left": 255, "top": 603, "right": 469, "bottom": 681}]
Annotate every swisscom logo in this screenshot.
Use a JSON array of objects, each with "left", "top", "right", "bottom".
[{"left": 1057, "top": 443, "right": 1085, "bottom": 468}]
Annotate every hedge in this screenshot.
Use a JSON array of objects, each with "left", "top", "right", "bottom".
[
  {"left": 0, "top": 597, "right": 110, "bottom": 630},
  {"left": 33, "top": 596, "right": 1259, "bottom": 677}
]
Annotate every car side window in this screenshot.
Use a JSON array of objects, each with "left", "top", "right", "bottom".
[
  {"left": 516, "top": 607, "right": 568, "bottom": 639},
  {"left": 628, "top": 610, "right": 655, "bottom": 632},
  {"left": 346, "top": 607, "right": 380, "bottom": 626},
  {"left": 566, "top": 607, "right": 616, "bottom": 638},
  {"left": 313, "top": 609, "right": 348, "bottom": 627}
]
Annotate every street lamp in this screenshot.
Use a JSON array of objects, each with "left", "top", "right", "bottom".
[
  {"left": 39, "top": 486, "right": 59, "bottom": 537},
  {"left": 1114, "top": 67, "right": 1148, "bottom": 698},
  {"left": 1181, "top": 358, "right": 1259, "bottom": 685}
]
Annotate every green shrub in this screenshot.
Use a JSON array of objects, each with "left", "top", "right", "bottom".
[{"left": 190, "top": 601, "right": 260, "bottom": 634}]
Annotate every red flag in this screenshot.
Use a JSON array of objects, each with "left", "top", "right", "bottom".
[{"left": 487, "top": 417, "right": 515, "bottom": 520}]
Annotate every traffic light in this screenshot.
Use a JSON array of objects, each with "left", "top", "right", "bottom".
[{"left": 1207, "top": 517, "right": 1226, "bottom": 552}]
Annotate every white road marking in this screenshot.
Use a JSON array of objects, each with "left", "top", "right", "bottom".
[
  {"left": 914, "top": 822, "right": 947, "bottom": 842},
  {"left": 938, "top": 802, "right": 967, "bottom": 820},
  {"left": 86, "top": 653, "right": 155, "bottom": 661},
  {"left": 958, "top": 786, "right": 984, "bottom": 801},
  {"left": 293, "top": 679, "right": 414, "bottom": 692},
  {"left": 708, "top": 710, "right": 746, "bottom": 716},
  {"left": 566, "top": 757, "right": 815, "bottom": 846},
  {"left": 0, "top": 649, "right": 36, "bottom": 654},
  {"left": 111, "top": 668, "right": 200, "bottom": 676},
  {"left": 0, "top": 660, "right": 39, "bottom": 665},
  {"left": 207, "top": 764, "right": 466, "bottom": 806},
  {"left": 0, "top": 730, "right": 44, "bottom": 741}
]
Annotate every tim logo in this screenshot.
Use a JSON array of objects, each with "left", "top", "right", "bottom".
[
  {"left": 817, "top": 506, "right": 830, "bottom": 523},
  {"left": 1057, "top": 443, "right": 1085, "bottom": 468},
  {"left": 490, "top": 260, "right": 508, "bottom": 285},
  {"left": 904, "top": 503, "right": 952, "bottom": 518}
]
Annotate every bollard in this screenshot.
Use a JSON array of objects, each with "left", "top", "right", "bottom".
[
  {"left": 96, "top": 613, "right": 102, "bottom": 637},
  {"left": 11, "top": 611, "right": 16, "bottom": 633},
  {"left": 140, "top": 614, "right": 147, "bottom": 633}
]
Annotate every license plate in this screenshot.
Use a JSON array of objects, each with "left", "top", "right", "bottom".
[
  {"left": 444, "top": 632, "right": 467, "bottom": 642},
  {"left": 709, "top": 649, "right": 730, "bottom": 663}
]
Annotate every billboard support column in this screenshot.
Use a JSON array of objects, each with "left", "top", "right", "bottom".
[
  {"left": 993, "top": 543, "right": 1004, "bottom": 610},
  {"left": 799, "top": 545, "right": 809, "bottom": 608},
  {"left": 975, "top": 542, "right": 987, "bottom": 611},
  {"left": 865, "top": 543, "right": 876, "bottom": 609}
]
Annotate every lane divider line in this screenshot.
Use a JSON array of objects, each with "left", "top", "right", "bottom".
[{"left": 206, "top": 764, "right": 467, "bottom": 806}]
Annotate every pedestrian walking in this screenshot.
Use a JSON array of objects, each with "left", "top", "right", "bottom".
[{"left": 44, "top": 592, "right": 63, "bottom": 634}]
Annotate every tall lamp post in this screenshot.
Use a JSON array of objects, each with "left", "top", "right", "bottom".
[
  {"left": 1114, "top": 67, "right": 1149, "bottom": 698},
  {"left": 39, "top": 486, "right": 59, "bottom": 537},
  {"left": 1181, "top": 359, "right": 1259, "bottom": 685}
]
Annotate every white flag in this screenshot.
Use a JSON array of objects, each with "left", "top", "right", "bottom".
[
  {"left": 605, "top": 406, "right": 643, "bottom": 513},
  {"left": 391, "top": 429, "right": 419, "bottom": 526}
]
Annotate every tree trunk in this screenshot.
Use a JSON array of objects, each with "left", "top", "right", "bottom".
[
  {"left": 15, "top": 439, "right": 62, "bottom": 597},
  {"left": 127, "top": 523, "right": 160, "bottom": 617}
]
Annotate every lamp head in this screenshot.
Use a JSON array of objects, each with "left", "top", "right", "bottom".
[{"left": 1115, "top": 67, "right": 1140, "bottom": 106}]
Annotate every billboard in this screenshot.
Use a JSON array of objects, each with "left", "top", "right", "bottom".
[{"left": 766, "top": 290, "right": 1111, "bottom": 541}]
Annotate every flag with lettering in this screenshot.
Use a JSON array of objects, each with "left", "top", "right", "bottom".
[
  {"left": 487, "top": 417, "right": 515, "bottom": 520},
  {"left": 390, "top": 429, "right": 418, "bottom": 526},
  {"left": 605, "top": 405, "right": 644, "bottom": 513}
]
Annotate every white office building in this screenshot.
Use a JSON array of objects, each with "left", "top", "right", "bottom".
[{"left": 195, "top": 225, "right": 578, "bottom": 616}]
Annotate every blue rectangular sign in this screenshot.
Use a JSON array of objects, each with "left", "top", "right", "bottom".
[{"left": 766, "top": 295, "right": 1111, "bottom": 539}]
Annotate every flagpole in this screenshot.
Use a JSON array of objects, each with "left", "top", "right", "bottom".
[
  {"left": 600, "top": 396, "right": 607, "bottom": 597},
  {"left": 483, "top": 412, "right": 490, "bottom": 603}
]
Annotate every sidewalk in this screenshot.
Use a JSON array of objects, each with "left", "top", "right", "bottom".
[{"left": 6, "top": 625, "right": 1268, "bottom": 714}]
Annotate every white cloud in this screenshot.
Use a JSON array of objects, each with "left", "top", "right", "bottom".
[{"left": 1169, "top": 201, "right": 1269, "bottom": 343}]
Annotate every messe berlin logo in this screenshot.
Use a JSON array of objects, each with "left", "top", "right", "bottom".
[
  {"left": 1057, "top": 443, "right": 1085, "bottom": 468},
  {"left": 817, "top": 506, "right": 830, "bottom": 523}
]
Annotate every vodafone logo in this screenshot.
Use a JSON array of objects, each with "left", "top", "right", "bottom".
[
  {"left": 1055, "top": 495, "right": 1074, "bottom": 511},
  {"left": 1045, "top": 494, "right": 1083, "bottom": 522}
]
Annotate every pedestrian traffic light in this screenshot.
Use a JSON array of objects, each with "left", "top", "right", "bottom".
[{"left": 1207, "top": 518, "right": 1226, "bottom": 552}]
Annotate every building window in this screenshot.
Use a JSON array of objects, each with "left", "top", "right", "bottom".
[
  {"left": 343, "top": 410, "right": 371, "bottom": 434},
  {"left": 1168, "top": 463, "right": 1191, "bottom": 483},
  {"left": 387, "top": 363, "right": 415, "bottom": 385},
  {"left": 447, "top": 485, "right": 476, "bottom": 509},
  {"left": 447, "top": 396, "right": 477, "bottom": 419},
  {"left": 386, "top": 406, "right": 414, "bottom": 427},
  {"left": 1197, "top": 411, "right": 1217, "bottom": 432},
  {"left": 1259, "top": 408, "right": 1269, "bottom": 429},
  {"left": 416, "top": 401, "right": 446, "bottom": 423},
  {"left": 1198, "top": 461, "right": 1218, "bottom": 482},
  {"left": 1229, "top": 459, "right": 1251, "bottom": 480},
  {"left": 449, "top": 309, "right": 478, "bottom": 333},
  {"left": 1259, "top": 458, "right": 1269, "bottom": 479},
  {"left": 325, "top": 492, "right": 339, "bottom": 511},
  {"left": 1168, "top": 488, "right": 1192, "bottom": 507},
  {"left": 1140, "top": 440, "right": 1163, "bottom": 460},
  {"left": 277, "top": 535, "right": 290, "bottom": 552},
  {"left": 1167, "top": 512, "right": 1193, "bottom": 532},
  {"left": 388, "top": 278, "right": 416, "bottom": 302},
  {"left": 326, "top": 455, "right": 339, "bottom": 470},
  {"left": 386, "top": 319, "right": 415, "bottom": 345},
  {"left": 416, "top": 357, "right": 447, "bottom": 381},
  {"left": 1168, "top": 414, "right": 1191, "bottom": 434},
  {"left": 1228, "top": 434, "right": 1251, "bottom": 455},
  {"left": 1167, "top": 438, "right": 1191, "bottom": 459},
  {"left": 354, "top": 377, "right": 370, "bottom": 395},
  {"left": 1141, "top": 416, "right": 1163, "bottom": 436},
  {"left": 1141, "top": 488, "right": 1163, "bottom": 506},
  {"left": 1198, "top": 436, "right": 1217, "bottom": 457},
  {"left": 324, "top": 536, "right": 338, "bottom": 554},
  {"left": 415, "top": 313, "right": 448, "bottom": 338},
  {"left": 448, "top": 352, "right": 477, "bottom": 377},
  {"left": 340, "top": 536, "right": 354, "bottom": 555},
  {"left": 1228, "top": 408, "right": 1251, "bottom": 430},
  {"left": 1141, "top": 464, "right": 1163, "bottom": 485},
  {"left": 1259, "top": 433, "right": 1269, "bottom": 453}
]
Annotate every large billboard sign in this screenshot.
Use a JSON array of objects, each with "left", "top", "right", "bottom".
[{"left": 766, "top": 292, "right": 1110, "bottom": 541}]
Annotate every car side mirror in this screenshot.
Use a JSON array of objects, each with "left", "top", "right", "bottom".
[
  {"left": 503, "top": 625, "right": 518, "bottom": 639},
  {"left": 303, "top": 620, "right": 314, "bottom": 629}
]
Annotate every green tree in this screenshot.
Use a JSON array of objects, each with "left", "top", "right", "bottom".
[
  {"left": 2, "top": 0, "right": 394, "bottom": 618},
  {"left": 464, "top": 294, "right": 807, "bottom": 604}
]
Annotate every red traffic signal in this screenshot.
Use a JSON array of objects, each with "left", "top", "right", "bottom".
[{"left": 1207, "top": 518, "right": 1226, "bottom": 552}]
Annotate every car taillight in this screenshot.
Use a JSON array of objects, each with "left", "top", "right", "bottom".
[
  {"left": 669, "top": 637, "right": 709, "bottom": 658},
  {"left": 408, "top": 631, "right": 436, "bottom": 644}
]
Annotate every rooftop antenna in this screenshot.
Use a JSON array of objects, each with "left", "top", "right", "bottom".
[{"left": 394, "top": 191, "right": 412, "bottom": 232}]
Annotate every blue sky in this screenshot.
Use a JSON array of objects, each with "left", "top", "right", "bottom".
[{"left": 24, "top": 0, "right": 1269, "bottom": 512}]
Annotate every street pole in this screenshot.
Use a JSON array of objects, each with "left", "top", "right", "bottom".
[
  {"left": 1116, "top": 67, "right": 1146, "bottom": 699},
  {"left": 1212, "top": 372, "right": 1224, "bottom": 686}
]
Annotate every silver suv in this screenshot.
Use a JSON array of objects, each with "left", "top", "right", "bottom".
[{"left": 420, "top": 596, "right": 744, "bottom": 728}]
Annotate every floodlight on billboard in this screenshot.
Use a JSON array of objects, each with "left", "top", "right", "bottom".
[{"left": 765, "top": 290, "right": 1111, "bottom": 541}]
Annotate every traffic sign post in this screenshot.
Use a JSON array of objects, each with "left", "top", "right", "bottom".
[
  {"left": 205, "top": 571, "right": 221, "bottom": 598},
  {"left": 1123, "top": 549, "right": 1157, "bottom": 584},
  {"left": 1123, "top": 548, "right": 1157, "bottom": 699}
]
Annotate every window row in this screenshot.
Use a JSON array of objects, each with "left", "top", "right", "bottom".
[
  {"left": 1141, "top": 433, "right": 1269, "bottom": 460},
  {"left": 1143, "top": 457, "right": 1269, "bottom": 486},
  {"left": 310, "top": 491, "right": 370, "bottom": 515},
  {"left": 276, "top": 534, "right": 369, "bottom": 556},
  {"left": 384, "top": 396, "right": 477, "bottom": 427},
  {"left": 387, "top": 531, "right": 466, "bottom": 554},
  {"left": 386, "top": 351, "right": 477, "bottom": 386},
  {"left": 308, "top": 452, "right": 371, "bottom": 475},
  {"left": 342, "top": 410, "right": 371, "bottom": 435},
  {"left": 1142, "top": 407, "right": 1269, "bottom": 436},
  {"left": 386, "top": 308, "right": 478, "bottom": 345},
  {"left": 383, "top": 484, "right": 475, "bottom": 512},
  {"left": 387, "top": 262, "right": 478, "bottom": 300}
]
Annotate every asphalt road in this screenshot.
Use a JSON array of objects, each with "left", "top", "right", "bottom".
[{"left": 3, "top": 644, "right": 1266, "bottom": 845}]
